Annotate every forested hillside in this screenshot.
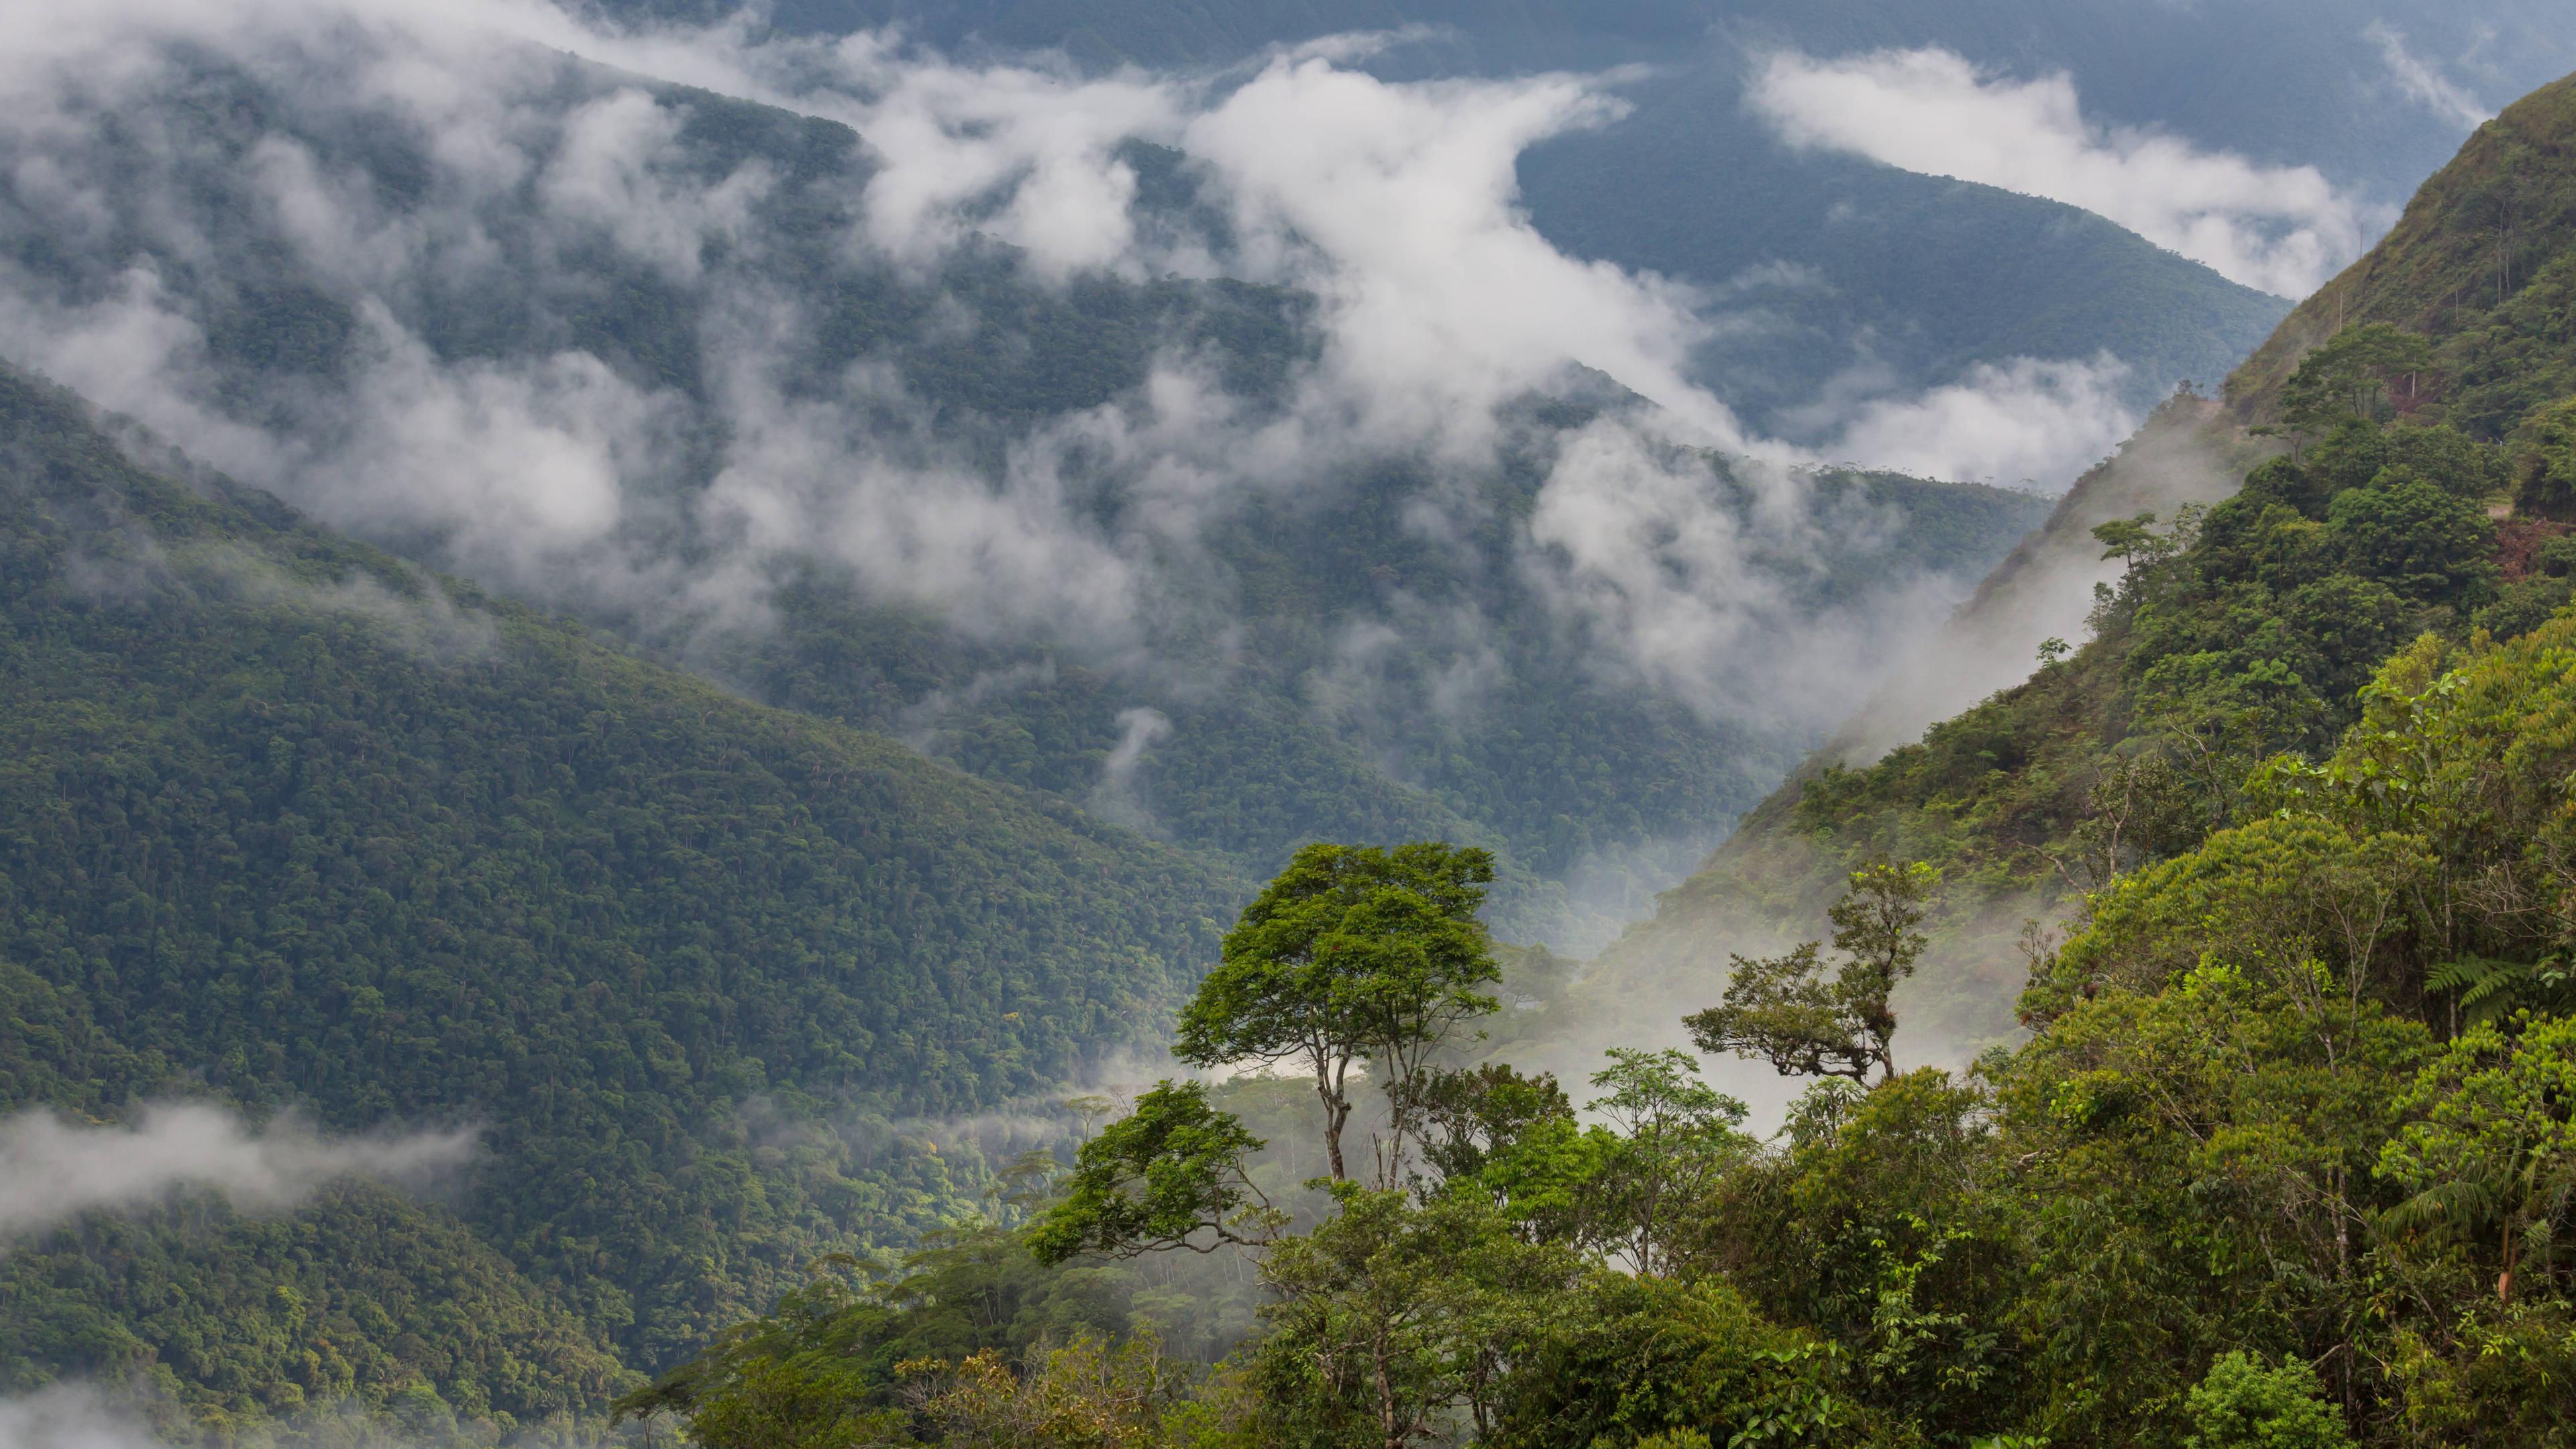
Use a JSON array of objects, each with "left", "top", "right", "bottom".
[
  {"left": 0, "top": 361, "right": 1241, "bottom": 1417},
  {"left": 618, "top": 63, "right": 2576, "bottom": 1449},
  {"left": 1585, "top": 68, "right": 2576, "bottom": 1063}
]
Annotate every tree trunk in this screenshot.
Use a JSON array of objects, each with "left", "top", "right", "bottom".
[{"left": 1318, "top": 1077, "right": 1350, "bottom": 1181}]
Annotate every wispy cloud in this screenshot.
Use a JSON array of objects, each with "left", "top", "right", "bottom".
[
  {"left": 2365, "top": 21, "right": 2494, "bottom": 131},
  {"left": 1749, "top": 46, "right": 2372, "bottom": 297},
  {"left": 0, "top": 1104, "right": 477, "bottom": 1240},
  {"left": 0, "top": 0, "right": 2130, "bottom": 753}
]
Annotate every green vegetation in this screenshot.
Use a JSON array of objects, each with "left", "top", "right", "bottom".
[
  {"left": 1589, "top": 67, "right": 2576, "bottom": 1046},
  {"left": 0, "top": 361, "right": 1241, "bottom": 1415},
  {"left": 630, "top": 604, "right": 2576, "bottom": 1445},
  {"left": 610, "top": 61, "right": 2576, "bottom": 1449}
]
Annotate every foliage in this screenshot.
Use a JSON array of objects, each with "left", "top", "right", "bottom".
[
  {"left": 1576, "top": 1050, "right": 1751, "bottom": 1277},
  {"left": 2378, "top": 1014, "right": 2576, "bottom": 1304},
  {"left": 1481, "top": 1273, "right": 1878, "bottom": 1449},
  {"left": 1244, "top": 1184, "right": 1576, "bottom": 1449},
  {"left": 1028, "top": 1084, "right": 1273, "bottom": 1265},
  {"left": 1175, "top": 843, "right": 1499, "bottom": 1183},
  {"left": 905, "top": 1332, "right": 1192, "bottom": 1449},
  {"left": 2275, "top": 324, "right": 2434, "bottom": 441},
  {"left": 0, "top": 364, "right": 1237, "bottom": 1409},
  {"left": 2183, "top": 1353, "right": 2353, "bottom": 1449},
  {"left": 1688, "top": 862, "right": 1940, "bottom": 1082}
]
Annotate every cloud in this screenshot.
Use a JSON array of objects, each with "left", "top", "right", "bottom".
[
  {"left": 0, "top": 1104, "right": 478, "bottom": 1240},
  {"left": 0, "top": 0, "right": 2110, "bottom": 773},
  {"left": 2365, "top": 22, "right": 2495, "bottom": 131},
  {"left": 1817, "top": 354, "right": 2137, "bottom": 488},
  {"left": 1518, "top": 419, "right": 1972, "bottom": 729},
  {"left": 540, "top": 88, "right": 775, "bottom": 282},
  {"left": 1181, "top": 55, "right": 1742, "bottom": 455},
  {"left": 1086, "top": 705, "right": 1173, "bottom": 833},
  {"left": 0, "top": 1385, "right": 164, "bottom": 1449},
  {"left": 0, "top": 1380, "right": 498, "bottom": 1449},
  {"left": 1749, "top": 46, "right": 2371, "bottom": 297}
]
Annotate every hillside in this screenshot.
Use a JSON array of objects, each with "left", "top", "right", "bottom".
[
  {"left": 0, "top": 30, "right": 2054, "bottom": 949},
  {"left": 0, "top": 361, "right": 1242, "bottom": 1413},
  {"left": 1580, "top": 67, "right": 2576, "bottom": 1065},
  {"left": 598, "top": 64, "right": 2576, "bottom": 1449}
]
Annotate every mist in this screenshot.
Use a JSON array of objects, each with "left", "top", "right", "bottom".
[{"left": 0, "top": 1104, "right": 478, "bottom": 1240}]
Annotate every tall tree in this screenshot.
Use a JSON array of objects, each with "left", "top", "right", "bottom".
[
  {"left": 1686, "top": 861, "right": 1939, "bottom": 1085},
  {"left": 1176, "top": 843, "right": 1501, "bottom": 1182}
]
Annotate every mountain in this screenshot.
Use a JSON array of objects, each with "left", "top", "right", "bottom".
[
  {"left": 599, "top": 0, "right": 2317, "bottom": 429},
  {"left": 0, "top": 359, "right": 1244, "bottom": 1411},
  {"left": 593, "top": 0, "right": 2576, "bottom": 425},
  {"left": 608, "top": 67, "right": 2576, "bottom": 1444},
  {"left": 0, "top": 22, "right": 2055, "bottom": 949},
  {"left": 1576, "top": 66, "right": 2576, "bottom": 1075}
]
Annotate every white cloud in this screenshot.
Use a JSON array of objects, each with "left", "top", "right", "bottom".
[
  {"left": 1749, "top": 46, "right": 2372, "bottom": 297},
  {"left": 540, "top": 89, "right": 774, "bottom": 282},
  {"left": 2365, "top": 22, "right": 2495, "bottom": 131},
  {"left": 1182, "top": 56, "right": 1743, "bottom": 455},
  {"left": 0, "top": 1104, "right": 478, "bottom": 1240},
  {"left": 1086, "top": 704, "right": 1173, "bottom": 832},
  {"left": 0, "top": 0, "right": 2108, "bottom": 744},
  {"left": 0, "top": 1385, "right": 163, "bottom": 1449},
  {"left": 1518, "top": 419, "right": 1964, "bottom": 727},
  {"left": 1818, "top": 354, "right": 2137, "bottom": 488}
]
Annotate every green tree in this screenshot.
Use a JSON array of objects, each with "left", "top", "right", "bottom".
[
  {"left": 1404, "top": 1063, "right": 1573, "bottom": 1189},
  {"left": 1686, "top": 863, "right": 1940, "bottom": 1084},
  {"left": 2277, "top": 324, "right": 2436, "bottom": 441},
  {"left": 2379, "top": 1014, "right": 2576, "bottom": 1307},
  {"left": 2324, "top": 475, "right": 2498, "bottom": 608},
  {"left": 1175, "top": 843, "right": 1500, "bottom": 1182},
  {"left": 904, "top": 1330, "right": 1191, "bottom": 1449},
  {"left": 2512, "top": 395, "right": 2576, "bottom": 519},
  {"left": 1247, "top": 1184, "right": 1572, "bottom": 1449},
  {"left": 2184, "top": 1352, "right": 2354, "bottom": 1449},
  {"left": 1029, "top": 1083, "right": 1275, "bottom": 1266},
  {"left": 1580, "top": 1050, "right": 1750, "bottom": 1277}
]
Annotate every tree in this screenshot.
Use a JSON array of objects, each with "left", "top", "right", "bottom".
[
  {"left": 1404, "top": 1063, "right": 1573, "bottom": 1189},
  {"left": 1028, "top": 1082, "right": 1275, "bottom": 1266},
  {"left": 2512, "top": 394, "right": 2576, "bottom": 521},
  {"left": 2277, "top": 323, "right": 2436, "bottom": 441},
  {"left": 1176, "top": 843, "right": 1501, "bottom": 1183},
  {"left": 1580, "top": 1049, "right": 1751, "bottom": 1277},
  {"left": 2379, "top": 1014, "right": 2576, "bottom": 1307},
  {"left": 1248, "top": 1184, "right": 1573, "bottom": 1449},
  {"left": 903, "top": 1332, "right": 1190, "bottom": 1449},
  {"left": 2324, "top": 474, "right": 2498, "bottom": 608},
  {"left": 2184, "top": 1352, "right": 2355, "bottom": 1449},
  {"left": 1686, "top": 862, "right": 1939, "bottom": 1085}
]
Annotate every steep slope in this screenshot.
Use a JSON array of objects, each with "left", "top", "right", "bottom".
[
  {"left": 1579, "top": 67, "right": 2576, "bottom": 1062},
  {"left": 0, "top": 362, "right": 1240, "bottom": 1403},
  {"left": 1835, "top": 69, "right": 2576, "bottom": 755}
]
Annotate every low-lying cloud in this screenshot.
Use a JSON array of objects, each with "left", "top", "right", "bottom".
[
  {"left": 1750, "top": 46, "right": 2372, "bottom": 297},
  {"left": 0, "top": 1104, "right": 478, "bottom": 1240},
  {"left": 1820, "top": 354, "right": 2136, "bottom": 489},
  {"left": 0, "top": 0, "right": 2145, "bottom": 795}
]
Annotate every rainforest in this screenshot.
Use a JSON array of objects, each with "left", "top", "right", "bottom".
[{"left": 5, "top": 3, "right": 2576, "bottom": 1448}]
